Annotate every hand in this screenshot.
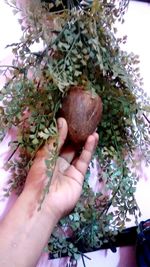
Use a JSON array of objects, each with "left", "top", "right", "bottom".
[
  {"left": 25, "top": 118, "right": 99, "bottom": 221},
  {"left": 0, "top": 118, "right": 99, "bottom": 267}
]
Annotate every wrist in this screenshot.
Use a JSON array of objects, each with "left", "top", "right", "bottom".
[
  {"left": 0, "top": 187, "right": 59, "bottom": 267},
  {"left": 22, "top": 186, "right": 60, "bottom": 224}
]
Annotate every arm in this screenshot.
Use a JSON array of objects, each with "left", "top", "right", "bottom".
[
  {"left": 0, "top": 188, "right": 57, "bottom": 267},
  {"left": 0, "top": 118, "right": 98, "bottom": 267}
]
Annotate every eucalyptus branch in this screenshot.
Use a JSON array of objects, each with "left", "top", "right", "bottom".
[
  {"left": 53, "top": 32, "right": 80, "bottom": 75},
  {"left": 99, "top": 164, "right": 126, "bottom": 219},
  {"left": 93, "top": 18, "right": 104, "bottom": 70},
  {"left": 99, "top": 125, "right": 127, "bottom": 217},
  {"left": 26, "top": 140, "right": 44, "bottom": 168},
  {"left": 65, "top": 33, "right": 80, "bottom": 63},
  {"left": 38, "top": 154, "right": 58, "bottom": 210},
  {"left": 31, "top": 22, "right": 70, "bottom": 65}
]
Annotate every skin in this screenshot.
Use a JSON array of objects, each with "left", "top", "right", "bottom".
[{"left": 0, "top": 118, "right": 99, "bottom": 267}]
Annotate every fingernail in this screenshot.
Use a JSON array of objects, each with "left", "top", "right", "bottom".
[{"left": 57, "top": 119, "right": 63, "bottom": 129}]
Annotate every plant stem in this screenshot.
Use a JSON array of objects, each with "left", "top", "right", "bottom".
[
  {"left": 7, "top": 143, "right": 20, "bottom": 162},
  {"left": 143, "top": 113, "right": 150, "bottom": 124}
]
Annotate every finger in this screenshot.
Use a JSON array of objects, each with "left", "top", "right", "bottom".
[
  {"left": 36, "top": 118, "right": 68, "bottom": 158},
  {"left": 64, "top": 165, "right": 84, "bottom": 187},
  {"left": 57, "top": 117, "right": 68, "bottom": 152},
  {"left": 47, "top": 117, "right": 68, "bottom": 151},
  {"left": 71, "top": 132, "right": 99, "bottom": 166},
  {"left": 65, "top": 134, "right": 97, "bottom": 185},
  {"left": 93, "top": 132, "right": 99, "bottom": 148},
  {"left": 57, "top": 156, "right": 70, "bottom": 173},
  {"left": 60, "top": 145, "right": 76, "bottom": 163},
  {"left": 74, "top": 134, "right": 97, "bottom": 177}
]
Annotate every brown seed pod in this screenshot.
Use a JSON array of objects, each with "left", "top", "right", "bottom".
[{"left": 60, "top": 86, "right": 103, "bottom": 147}]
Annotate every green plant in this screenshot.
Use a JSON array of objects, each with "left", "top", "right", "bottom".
[{"left": 0, "top": 0, "right": 150, "bottom": 260}]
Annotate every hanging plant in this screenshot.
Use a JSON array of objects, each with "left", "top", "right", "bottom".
[{"left": 0, "top": 0, "right": 150, "bottom": 260}]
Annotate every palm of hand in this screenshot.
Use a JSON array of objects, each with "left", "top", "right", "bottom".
[{"left": 48, "top": 155, "right": 83, "bottom": 218}]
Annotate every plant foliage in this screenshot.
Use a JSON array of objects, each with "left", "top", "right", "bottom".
[{"left": 0, "top": 0, "right": 150, "bottom": 260}]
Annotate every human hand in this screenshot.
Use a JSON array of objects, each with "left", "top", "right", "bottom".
[{"left": 25, "top": 118, "right": 99, "bottom": 221}]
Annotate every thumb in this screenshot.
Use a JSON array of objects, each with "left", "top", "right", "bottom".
[
  {"left": 36, "top": 118, "right": 68, "bottom": 158},
  {"left": 57, "top": 117, "right": 68, "bottom": 152}
]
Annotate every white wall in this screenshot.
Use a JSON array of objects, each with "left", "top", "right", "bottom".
[
  {"left": 118, "top": 0, "right": 150, "bottom": 96},
  {"left": 0, "top": 1, "right": 21, "bottom": 61}
]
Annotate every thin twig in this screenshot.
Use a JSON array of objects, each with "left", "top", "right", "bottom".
[
  {"left": 0, "top": 65, "right": 20, "bottom": 70},
  {"left": 81, "top": 253, "right": 87, "bottom": 267},
  {"left": 80, "top": 252, "right": 91, "bottom": 261},
  {"left": 143, "top": 113, "right": 150, "bottom": 124},
  {"left": 5, "top": 42, "right": 22, "bottom": 48},
  {"left": 5, "top": 0, "right": 22, "bottom": 12},
  {"left": 7, "top": 143, "right": 20, "bottom": 162}
]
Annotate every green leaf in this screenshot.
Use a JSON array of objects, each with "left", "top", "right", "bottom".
[
  {"left": 32, "top": 138, "right": 39, "bottom": 145},
  {"left": 46, "top": 170, "right": 52, "bottom": 178},
  {"left": 38, "top": 131, "right": 50, "bottom": 140},
  {"left": 45, "top": 159, "right": 51, "bottom": 168}
]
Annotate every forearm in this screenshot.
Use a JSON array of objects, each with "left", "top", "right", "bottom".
[{"left": 0, "top": 188, "right": 58, "bottom": 267}]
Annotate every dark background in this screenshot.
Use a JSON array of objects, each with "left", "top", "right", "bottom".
[{"left": 134, "top": 0, "right": 150, "bottom": 2}]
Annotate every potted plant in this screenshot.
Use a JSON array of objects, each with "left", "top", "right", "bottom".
[{"left": 0, "top": 0, "right": 149, "bottom": 262}]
